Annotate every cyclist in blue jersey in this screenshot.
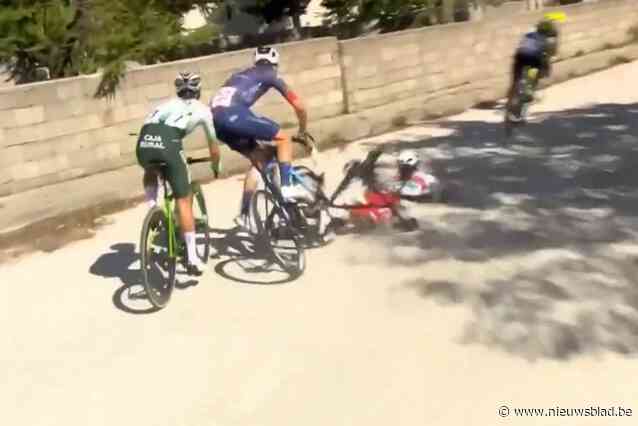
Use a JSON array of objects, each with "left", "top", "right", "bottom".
[
  {"left": 507, "top": 18, "right": 559, "bottom": 120},
  {"left": 210, "top": 46, "right": 311, "bottom": 230}
]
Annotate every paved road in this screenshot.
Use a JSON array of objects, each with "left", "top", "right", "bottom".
[{"left": 3, "top": 62, "right": 638, "bottom": 426}]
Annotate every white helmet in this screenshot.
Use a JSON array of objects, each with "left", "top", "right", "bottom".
[
  {"left": 254, "top": 46, "right": 280, "bottom": 66},
  {"left": 398, "top": 150, "right": 419, "bottom": 167}
]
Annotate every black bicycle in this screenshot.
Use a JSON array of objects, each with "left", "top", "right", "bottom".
[
  {"left": 247, "top": 135, "right": 321, "bottom": 277},
  {"left": 505, "top": 66, "right": 539, "bottom": 137},
  {"left": 249, "top": 140, "right": 421, "bottom": 277},
  {"left": 139, "top": 157, "right": 211, "bottom": 309},
  {"left": 280, "top": 148, "right": 419, "bottom": 235}
]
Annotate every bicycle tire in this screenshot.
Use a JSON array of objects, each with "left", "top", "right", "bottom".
[
  {"left": 140, "top": 206, "right": 177, "bottom": 309},
  {"left": 505, "top": 76, "right": 526, "bottom": 137},
  {"left": 191, "top": 182, "right": 211, "bottom": 264},
  {"left": 251, "top": 190, "right": 306, "bottom": 276}
]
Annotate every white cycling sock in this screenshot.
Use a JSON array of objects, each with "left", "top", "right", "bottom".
[
  {"left": 144, "top": 185, "right": 158, "bottom": 208},
  {"left": 184, "top": 231, "right": 198, "bottom": 264}
]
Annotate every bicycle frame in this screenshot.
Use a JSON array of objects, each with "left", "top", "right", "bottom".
[
  {"left": 253, "top": 144, "right": 404, "bottom": 230},
  {"left": 252, "top": 158, "right": 296, "bottom": 224},
  {"left": 264, "top": 160, "right": 318, "bottom": 195},
  {"left": 160, "top": 177, "right": 178, "bottom": 260},
  {"left": 154, "top": 155, "right": 211, "bottom": 260}
]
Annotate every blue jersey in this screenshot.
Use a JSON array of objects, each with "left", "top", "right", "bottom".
[
  {"left": 210, "top": 65, "right": 290, "bottom": 109},
  {"left": 516, "top": 32, "right": 548, "bottom": 57}
]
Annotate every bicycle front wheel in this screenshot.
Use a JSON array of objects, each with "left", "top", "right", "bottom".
[
  {"left": 140, "top": 207, "right": 177, "bottom": 309},
  {"left": 251, "top": 190, "right": 306, "bottom": 276}
]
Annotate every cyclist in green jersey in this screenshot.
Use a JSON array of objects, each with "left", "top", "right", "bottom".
[{"left": 136, "top": 72, "right": 221, "bottom": 275}]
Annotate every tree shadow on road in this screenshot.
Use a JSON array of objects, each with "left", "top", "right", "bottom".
[{"left": 362, "top": 102, "right": 638, "bottom": 360}]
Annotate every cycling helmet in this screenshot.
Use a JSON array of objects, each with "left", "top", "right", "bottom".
[
  {"left": 254, "top": 46, "right": 280, "bottom": 66},
  {"left": 537, "top": 19, "right": 558, "bottom": 37},
  {"left": 398, "top": 150, "right": 419, "bottom": 168},
  {"left": 175, "top": 71, "right": 201, "bottom": 100}
]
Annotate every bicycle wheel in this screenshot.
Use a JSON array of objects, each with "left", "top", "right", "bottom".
[
  {"left": 505, "top": 78, "right": 525, "bottom": 137},
  {"left": 140, "top": 206, "right": 177, "bottom": 309},
  {"left": 251, "top": 190, "right": 306, "bottom": 276},
  {"left": 191, "top": 182, "right": 211, "bottom": 264}
]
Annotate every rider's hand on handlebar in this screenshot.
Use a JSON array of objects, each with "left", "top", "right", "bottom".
[
  {"left": 293, "top": 131, "right": 313, "bottom": 153},
  {"left": 292, "top": 130, "right": 308, "bottom": 143}
]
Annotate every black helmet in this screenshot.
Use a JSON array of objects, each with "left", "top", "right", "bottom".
[
  {"left": 175, "top": 71, "right": 201, "bottom": 100},
  {"left": 537, "top": 19, "right": 558, "bottom": 37}
]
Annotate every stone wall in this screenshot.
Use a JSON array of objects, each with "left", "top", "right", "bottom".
[
  {"left": 340, "top": 0, "right": 638, "bottom": 114},
  {"left": 0, "top": 37, "right": 343, "bottom": 197},
  {"left": 1, "top": 0, "right": 637, "bottom": 231}
]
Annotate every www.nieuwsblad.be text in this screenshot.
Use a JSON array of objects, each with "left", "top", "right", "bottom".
[{"left": 498, "top": 405, "right": 632, "bottom": 418}]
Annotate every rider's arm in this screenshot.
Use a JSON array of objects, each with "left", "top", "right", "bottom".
[
  {"left": 285, "top": 89, "right": 308, "bottom": 134},
  {"left": 196, "top": 104, "right": 222, "bottom": 177},
  {"left": 272, "top": 77, "right": 308, "bottom": 134}
]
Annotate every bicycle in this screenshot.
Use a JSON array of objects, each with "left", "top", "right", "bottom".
[
  {"left": 139, "top": 156, "right": 212, "bottom": 309},
  {"left": 247, "top": 134, "right": 322, "bottom": 277},
  {"left": 259, "top": 147, "right": 419, "bottom": 240},
  {"left": 322, "top": 149, "right": 419, "bottom": 232},
  {"left": 260, "top": 141, "right": 334, "bottom": 249},
  {"left": 504, "top": 66, "right": 539, "bottom": 137}
]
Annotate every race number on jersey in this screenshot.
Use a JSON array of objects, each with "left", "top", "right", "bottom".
[{"left": 211, "top": 87, "right": 237, "bottom": 108}]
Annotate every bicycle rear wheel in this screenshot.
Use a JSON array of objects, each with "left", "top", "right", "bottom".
[
  {"left": 505, "top": 78, "right": 526, "bottom": 137},
  {"left": 191, "top": 182, "right": 211, "bottom": 264},
  {"left": 140, "top": 206, "right": 177, "bottom": 309},
  {"left": 251, "top": 190, "right": 306, "bottom": 276}
]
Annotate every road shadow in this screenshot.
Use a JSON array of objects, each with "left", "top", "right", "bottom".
[
  {"left": 211, "top": 227, "right": 300, "bottom": 285},
  {"left": 90, "top": 242, "right": 199, "bottom": 314},
  {"left": 89, "top": 243, "right": 156, "bottom": 314},
  {"left": 361, "top": 102, "right": 638, "bottom": 360},
  {"left": 89, "top": 226, "right": 300, "bottom": 313}
]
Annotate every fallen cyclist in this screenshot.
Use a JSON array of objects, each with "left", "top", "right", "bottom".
[
  {"left": 328, "top": 149, "right": 443, "bottom": 232},
  {"left": 392, "top": 149, "right": 444, "bottom": 202}
]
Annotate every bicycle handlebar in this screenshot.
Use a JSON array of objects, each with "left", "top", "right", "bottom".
[
  {"left": 292, "top": 132, "right": 319, "bottom": 166},
  {"left": 291, "top": 132, "right": 316, "bottom": 146},
  {"left": 187, "top": 157, "right": 211, "bottom": 165}
]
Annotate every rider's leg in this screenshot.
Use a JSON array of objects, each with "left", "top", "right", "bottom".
[
  {"left": 235, "top": 148, "right": 269, "bottom": 227},
  {"left": 237, "top": 110, "right": 304, "bottom": 200},
  {"left": 142, "top": 169, "right": 159, "bottom": 209},
  {"left": 240, "top": 166, "right": 261, "bottom": 216},
  {"left": 169, "top": 151, "right": 204, "bottom": 272},
  {"left": 272, "top": 130, "right": 310, "bottom": 200},
  {"left": 137, "top": 140, "right": 159, "bottom": 209},
  {"left": 273, "top": 130, "right": 294, "bottom": 186},
  {"left": 176, "top": 195, "right": 200, "bottom": 266},
  {"left": 507, "top": 54, "right": 523, "bottom": 101}
]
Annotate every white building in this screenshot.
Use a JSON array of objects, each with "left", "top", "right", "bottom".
[{"left": 182, "top": 0, "right": 329, "bottom": 33}]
